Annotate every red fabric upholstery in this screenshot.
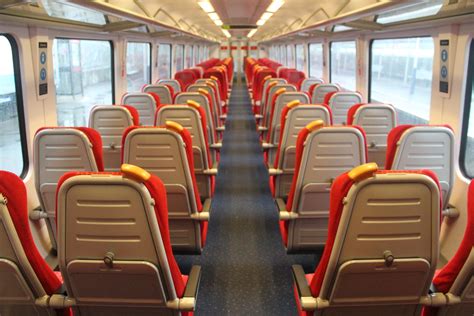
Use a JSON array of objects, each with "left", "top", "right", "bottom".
[
  {"left": 164, "top": 84, "right": 175, "bottom": 99},
  {"left": 0, "top": 171, "right": 62, "bottom": 294},
  {"left": 346, "top": 103, "right": 365, "bottom": 125},
  {"left": 287, "top": 70, "right": 306, "bottom": 90},
  {"left": 204, "top": 68, "right": 228, "bottom": 102},
  {"left": 265, "top": 90, "right": 287, "bottom": 144},
  {"left": 147, "top": 92, "right": 161, "bottom": 107},
  {"left": 175, "top": 70, "right": 197, "bottom": 91},
  {"left": 306, "top": 169, "right": 440, "bottom": 297},
  {"left": 36, "top": 127, "right": 104, "bottom": 172},
  {"left": 56, "top": 171, "right": 187, "bottom": 298},
  {"left": 308, "top": 83, "right": 319, "bottom": 100},
  {"left": 252, "top": 68, "right": 277, "bottom": 103},
  {"left": 323, "top": 91, "right": 338, "bottom": 106},
  {"left": 118, "top": 105, "right": 140, "bottom": 126},
  {"left": 433, "top": 180, "right": 474, "bottom": 293},
  {"left": 385, "top": 125, "right": 454, "bottom": 170}
]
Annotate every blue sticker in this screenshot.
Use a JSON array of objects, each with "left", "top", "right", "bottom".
[
  {"left": 40, "top": 68, "right": 47, "bottom": 81},
  {"left": 441, "top": 49, "right": 448, "bottom": 62},
  {"left": 441, "top": 66, "right": 448, "bottom": 79},
  {"left": 40, "top": 52, "right": 47, "bottom": 64}
]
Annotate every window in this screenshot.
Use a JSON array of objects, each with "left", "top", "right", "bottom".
[
  {"left": 0, "top": 35, "right": 27, "bottom": 176},
  {"left": 461, "top": 40, "right": 474, "bottom": 178},
  {"left": 126, "top": 42, "right": 151, "bottom": 92},
  {"left": 296, "top": 44, "right": 305, "bottom": 71},
  {"left": 330, "top": 41, "right": 356, "bottom": 91},
  {"left": 280, "top": 45, "right": 286, "bottom": 66},
  {"left": 287, "top": 45, "right": 295, "bottom": 68},
  {"left": 194, "top": 45, "right": 199, "bottom": 66},
  {"left": 370, "top": 37, "right": 434, "bottom": 124},
  {"left": 174, "top": 45, "right": 184, "bottom": 73},
  {"left": 199, "top": 46, "right": 204, "bottom": 63},
  {"left": 158, "top": 43, "right": 172, "bottom": 79},
  {"left": 308, "top": 43, "right": 323, "bottom": 78},
  {"left": 185, "top": 45, "right": 193, "bottom": 68},
  {"left": 53, "top": 38, "right": 114, "bottom": 127}
]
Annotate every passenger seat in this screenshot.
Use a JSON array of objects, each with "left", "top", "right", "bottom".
[
  {"left": 89, "top": 105, "right": 139, "bottom": 171},
  {"left": 292, "top": 164, "right": 441, "bottom": 315},
  {"left": 277, "top": 122, "right": 367, "bottom": 252},
  {"left": 122, "top": 123, "right": 210, "bottom": 254},
  {"left": 122, "top": 92, "right": 160, "bottom": 125},
  {"left": 310, "top": 83, "right": 340, "bottom": 104},
  {"left": 347, "top": 103, "right": 397, "bottom": 168},
  {"left": 324, "top": 91, "right": 363, "bottom": 125},
  {"left": 55, "top": 164, "right": 202, "bottom": 314},
  {"left": 33, "top": 127, "right": 104, "bottom": 249}
]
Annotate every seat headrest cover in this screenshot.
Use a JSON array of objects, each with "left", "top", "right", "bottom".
[
  {"left": 198, "top": 88, "right": 209, "bottom": 96},
  {"left": 347, "top": 163, "right": 378, "bottom": 182},
  {"left": 286, "top": 100, "right": 301, "bottom": 108},
  {"left": 210, "top": 75, "right": 218, "bottom": 81},
  {"left": 306, "top": 120, "right": 325, "bottom": 131},
  {"left": 275, "top": 88, "right": 286, "bottom": 96},
  {"left": 165, "top": 121, "right": 185, "bottom": 132},
  {"left": 121, "top": 164, "right": 151, "bottom": 182},
  {"left": 187, "top": 100, "right": 201, "bottom": 108},
  {"left": 0, "top": 171, "right": 62, "bottom": 294},
  {"left": 264, "top": 75, "right": 272, "bottom": 81}
]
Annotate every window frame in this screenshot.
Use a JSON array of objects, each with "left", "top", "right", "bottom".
[
  {"left": 460, "top": 39, "right": 474, "bottom": 179},
  {"left": 126, "top": 41, "right": 152, "bottom": 90},
  {"left": 158, "top": 43, "right": 172, "bottom": 79},
  {"left": 0, "top": 33, "right": 28, "bottom": 178},
  {"left": 329, "top": 40, "right": 357, "bottom": 85},
  {"left": 308, "top": 42, "right": 324, "bottom": 78}
]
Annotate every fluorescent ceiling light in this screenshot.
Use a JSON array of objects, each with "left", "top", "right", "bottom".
[
  {"left": 267, "top": 0, "right": 284, "bottom": 13},
  {"left": 222, "top": 29, "right": 231, "bottom": 38},
  {"left": 208, "top": 12, "right": 219, "bottom": 20},
  {"left": 198, "top": 1, "right": 214, "bottom": 13},
  {"left": 247, "top": 29, "right": 257, "bottom": 38},
  {"left": 214, "top": 19, "right": 223, "bottom": 26},
  {"left": 261, "top": 12, "right": 273, "bottom": 21},
  {"left": 256, "top": 19, "right": 266, "bottom": 26}
]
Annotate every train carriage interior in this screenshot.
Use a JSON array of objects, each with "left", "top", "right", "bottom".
[{"left": 1, "top": 0, "right": 474, "bottom": 315}]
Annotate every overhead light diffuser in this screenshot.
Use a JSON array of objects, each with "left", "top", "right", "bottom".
[
  {"left": 214, "top": 19, "right": 223, "bottom": 26},
  {"left": 247, "top": 29, "right": 257, "bottom": 38},
  {"left": 208, "top": 12, "right": 219, "bottom": 20},
  {"left": 256, "top": 19, "right": 266, "bottom": 26},
  {"left": 267, "top": 0, "right": 284, "bottom": 13},
  {"left": 222, "top": 29, "right": 231, "bottom": 38},
  {"left": 198, "top": 1, "right": 214, "bottom": 13},
  {"left": 260, "top": 12, "right": 273, "bottom": 21}
]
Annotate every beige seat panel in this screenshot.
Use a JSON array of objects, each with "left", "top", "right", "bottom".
[
  {"left": 329, "top": 92, "right": 363, "bottom": 125},
  {"left": 34, "top": 129, "right": 99, "bottom": 249},
  {"left": 156, "top": 106, "right": 213, "bottom": 198},
  {"left": 143, "top": 85, "right": 173, "bottom": 104},
  {"left": 157, "top": 79, "right": 181, "bottom": 93},
  {"left": 262, "top": 84, "right": 297, "bottom": 134},
  {"left": 274, "top": 106, "right": 331, "bottom": 199},
  {"left": 122, "top": 128, "right": 203, "bottom": 253},
  {"left": 391, "top": 126, "right": 454, "bottom": 210},
  {"left": 287, "top": 127, "right": 366, "bottom": 252},
  {"left": 311, "top": 83, "right": 340, "bottom": 104},
  {"left": 267, "top": 92, "right": 310, "bottom": 167},
  {"left": 122, "top": 93, "right": 157, "bottom": 126},
  {"left": 300, "top": 78, "right": 324, "bottom": 93},
  {"left": 89, "top": 106, "right": 134, "bottom": 172},
  {"left": 352, "top": 103, "right": 397, "bottom": 168}
]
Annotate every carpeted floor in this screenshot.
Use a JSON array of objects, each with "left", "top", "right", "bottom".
[{"left": 176, "top": 73, "right": 317, "bottom": 315}]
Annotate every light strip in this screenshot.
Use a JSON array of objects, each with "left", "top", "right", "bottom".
[
  {"left": 222, "top": 29, "right": 231, "bottom": 38},
  {"left": 260, "top": 12, "right": 273, "bottom": 21},
  {"left": 197, "top": 1, "right": 214, "bottom": 13},
  {"left": 267, "top": 0, "right": 284, "bottom": 13},
  {"left": 247, "top": 29, "right": 257, "bottom": 38},
  {"left": 208, "top": 12, "right": 220, "bottom": 20},
  {"left": 214, "top": 19, "right": 223, "bottom": 26}
]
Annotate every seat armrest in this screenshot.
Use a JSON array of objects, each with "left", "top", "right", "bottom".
[
  {"left": 291, "top": 265, "right": 327, "bottom": 311},
  {"left": 210, "top": 143, "right": 222, "bottom": 150},
  {"left": 442, "top": 204, "right": 460, "bottom": 219},
  {"left": 275, "top": 198, "right": 287, "bottom": 212},
  {"left": 216, "top": 126, "right": 226, "bottom": 132},
  {"left": 29, "top": 206, "right": 49, "bottom": 220},
  {"left": 268, "top": 168, "right": 283, "bottom": 176},
  {"left": 262, "top": 142, "right": 276, "bottom": 149},
  {"left": 203, "top": 168, "right": 218, "bottom": 176},
  {"left": 220, "top": 114, "right": 227, "bottom": 120},
  {"left": 191, "top": 209, "right": 210, "bottom": 221},
  {"left": 184, "top": 266, "right": 201, "bottom": 299},
  {"left": 255, "top": 100, "right": 261, "bottom": 107},
  {"left": 255, "top": 114, "right": 263, "bottom": 119},
  {"left": 257, "top": 126, "right": 268, "bottom": 132}
]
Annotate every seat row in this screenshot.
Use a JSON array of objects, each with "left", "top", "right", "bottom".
[{"left": 3, "top": 162, "right": 472, "bottom": 315}]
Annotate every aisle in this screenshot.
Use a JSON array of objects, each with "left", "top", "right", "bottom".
[{"left": 177, "top": 73, "right": 315, "bottom": 315}]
